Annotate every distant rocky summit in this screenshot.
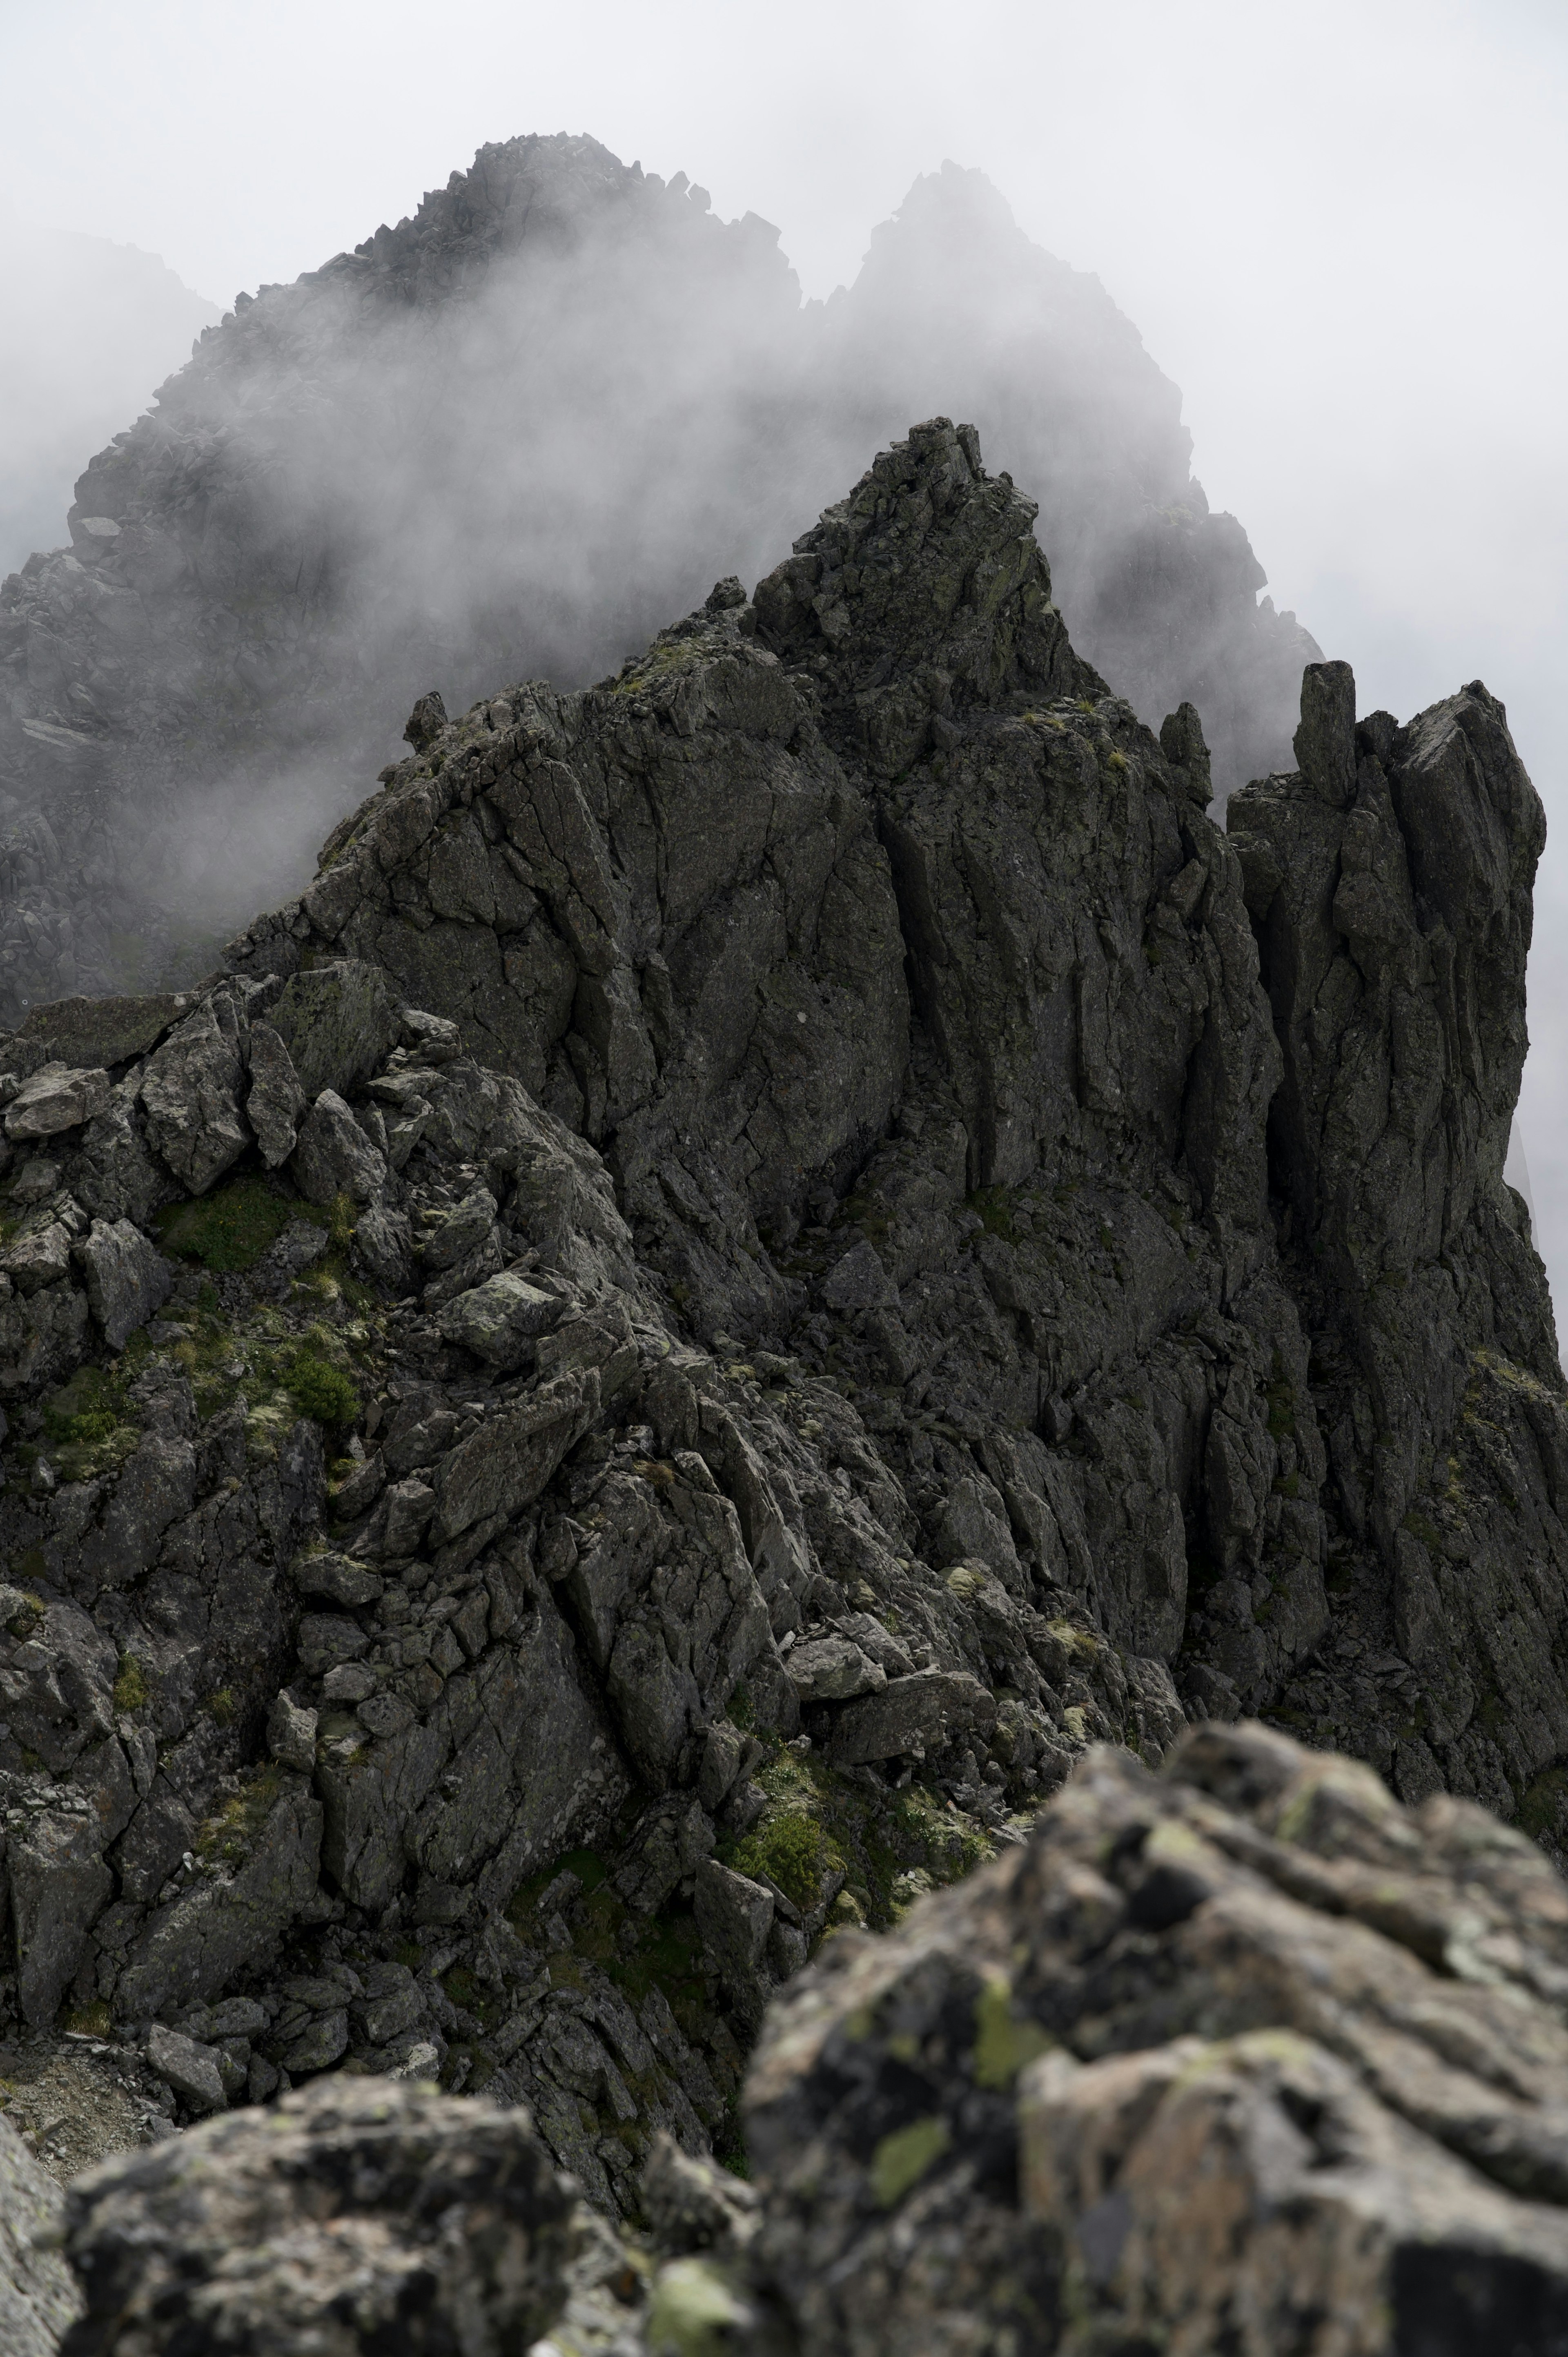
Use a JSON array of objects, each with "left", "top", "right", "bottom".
[
  {"left": 0, "top": 134, "right": 1316, "bottom": 1023},
  {"left": 0, "top": 418, "right": 1557, "bottom": 2352}
]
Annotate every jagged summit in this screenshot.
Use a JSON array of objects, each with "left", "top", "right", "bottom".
[
  {"left": 0, "top": 418, "right": 1559, "bottom": 2327},
  {"left": 0, "top": 135, "right": 1314, "bottom": 1027}
]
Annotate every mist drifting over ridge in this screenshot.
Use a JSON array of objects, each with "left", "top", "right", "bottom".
[
  {"left": 0, "top": 221, "right": 218, "bottom": 584},
  {"left": 0, "top": 132, "right": 1318, "bottom": 1018}
]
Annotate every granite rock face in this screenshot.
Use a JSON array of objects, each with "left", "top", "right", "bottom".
[
  {"left": 0, "top": 423, "right": 1559, "bottom": 2283},
  {"left": 0, "top": 134, "right": 1314, "bottom": 1024}
]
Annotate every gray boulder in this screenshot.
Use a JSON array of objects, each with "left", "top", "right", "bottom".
[
  {"left": 266, "top": 1689, "right": 319, "bottom": 1772},
  {"left": 786, "top": 1633, "right": 886, "bottom": 1702},
  {"left": 829, "top": 1668, "right": 997, "bottom": 1765},
  {"left": 252, "top": 1217, "right": 330, "bottom": 1287},
  {"left": 290, "top": 1549, "right": 384, "bottom": 1606},
  {"left": 245, "top": 1020, "right": 307, "bottom": 1166},
  {"left": 266, "top": 959, "right": 399, "bottom": 1101},
  {"left": 1, "top": 990, "right": 182, "bottom": 1073},
  {"left": 4, "top": 1785, "right": 114, "bottom": 2025},
  {"left": 431, "top": 1366, "right": 599, "bottom": 1544},
  {"left": 114, "top": 1773, "right": 322, "bottom": 2020},
  {"left": 72, "top": 1217, "right": 171, "bottom": 1348},
  {"left": 145, "top": 2023, "right": 226, "bottom": 2114},
  {"left": 55, "top": 2077, "right": 577, "bottom": 2357},
  {"left": 352, "top": 1201, "right": 412, "bottom": 1288},
  {"left": 820, "top": 1238, "right": 899, "bottom": 1312},
  {"left": 419, "top": 1182, "right": 499, "bottom": 1270},
  {"left": 437, "top": 1267, "right": 563, "bottom": 1368},
  {"left": 4, "top": 1061, "right": 110, "bottom": 1140},
  {"left": 745, "top": 1725, "right": 1568, "bottom": 2356},
  {"left": 693, "top": 1857, "right": 774, "bottom": 2029},
  {"left": 1, "top": 1216, "right": 74, "bottom": 1293},
  {"left": 290, "top": 1088, "right": 387, "bottom": 1204},
  {"left": 138, "top": 996, "right": 249, "bottom": 1194}
]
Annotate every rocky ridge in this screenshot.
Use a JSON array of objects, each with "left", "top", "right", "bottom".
[
  {"left": 0, "top": 422, "right": 1559, "bottom": 2274},
  {"left": 0, "top": 134, "right": 1317, "bottom": 1021}
]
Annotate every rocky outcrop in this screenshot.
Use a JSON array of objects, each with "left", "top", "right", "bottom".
[
  {"left": 0, "top": 423, "right": 1557, "bottom": 2268},
  {"left": 43, "top": 1721, "right": 1568, "bottom": 2356},
  {"left": 743, "top": 1719, "right": 1568, "bottom": 2353},
  {"left": 0, "top": 136, "right": 1314, "bottom": 1022}
]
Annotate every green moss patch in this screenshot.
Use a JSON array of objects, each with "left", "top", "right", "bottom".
[
  {"left": 198, "top": 1764, "right": 282, "bottom": 1867},
  {"left": 750, "top": 1744, "right": 991, "bottom": 1931},
  {"left": 284, "top": 1352, "right": 359, "bottom": 1429},
  {"left": 507, "top": 1846, "right": 710, "bottom": 2039},
  {"left": 968, "top": 1186, "right": 1018, "bottom": 1244},
  {"left": 156, "top": 1175, "right": 324, "bottom": 1273},
  {"left": 40, "top": 1364, "right": 138, "bottom": 1481},
  {"left": 872, "top": 2114, "right": 950, "bottom": 2208},
  {"left": 972, "top": 1975, "right": 1051, "bottom": 2090},
  {"left": 113, "top": 1652, "right": 151, "bottom": 1712},
  {"left": 725, "top": 1814, "right": 829, "bottom": 1913}
]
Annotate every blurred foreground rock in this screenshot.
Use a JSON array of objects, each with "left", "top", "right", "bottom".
[
  {"left": 745, "top": 1721, "right": 1568, "bottom": 2353},
  {"left": 0, "top": 2112, "right": 81, "bottom": 2357},
  {"left": 56, "top": 2076, "right": 577, "bottom": 2357}
]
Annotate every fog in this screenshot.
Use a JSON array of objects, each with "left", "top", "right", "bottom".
[
  {"left": 0, "top": 219, "right": 217, "bottom": 578},
  {"left": 0, "top": 141, "right": 1313, "bottom": 997},
  {"left": 1, "top": 0, "right": 1565, "bottom": 1302}
]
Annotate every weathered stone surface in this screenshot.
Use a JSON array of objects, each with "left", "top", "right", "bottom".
[
  {"left": 71, "top": 1217, "right": 170, "bottom": 1348},
  {"left": 266, "top": 1688, "right": 318, "bottom": 1772},
  {"left": 0, "top": 413, "right": 1560, "bottom": 2295},
  {"left": 316, "top": 1571, "right": 625, "bottom": 1916},
  {"left": 112, "top": 1777, "right": 196, "bottom": 1906},
  {"left": 352, "top": 1200, "right": 412, "bottom": 1288},
  {"left": 786, "top": 1634, "right": 886, "bottom": 1703},
  {"left": 1, "top": 992, "right": 181, "bottom": 1076},
  {"left": 244, "top": 1019, "right": 307, "bottom": 1166},
  {"left": 437, "top": 1267, "right": 564, "bottom": 1367},
  {"left": 2, "top": 1215, "right": 75, "bottom": 1293},
  {"left": 744, "top": 1724, "right": 1568, "bottom": 2354},
  {"left": 138, "top": 996, "right": 249, "bottom": 1193},
  {"left": 432, "top": 1367, "right": 599, "bottom": 1543},
  {"left": 642, "top": 2128, "right": 761, "bottom": 2257},
  {"left": 694, "top": 1858, "right": 774, "bottom": 2027},
  {"left": 145, "top": 2022, "right": 225, "bottom": 2114},
  {"left": 0, "top": 2113, "right": 81, "bottom": 2357},
  {"left": 1229, "top": 675, "right": 1564, "bottom": 1807},
  {"left": 290, "top": 1087, "right": 388, "bottom": 1204},
  {"left": 253, "top": 1215, "right": 329, "bottom": 1286},
  {"left": 114, "top": 1774, "right": 322, "bottom": 2020},
  {"left": 266, "top": 960, "right": 399, "bottom": 1102},
  {"left": 829, "top": 1668, "right": 996, "bottom": 1765},
  {"left": 290, "top": 1547, "right": 384, "bottom": 1606},
  {"left": 5, "top": 1786, "right": 114, "bottom": 2024},
  {"left": 55, "top": 2077, "right": 577, "bottom": 2357},
  {"left": 4, "top": 1064, "right": 109, "bottom": 1140},
  {"left": 49, "top": 1728, "right": 1568, "bottom": 2356},
  {"left": 271, "top": 2006, "right": 348, "bottom": 2075},
  {"left": 419, "top": 1182, "right": 498, "bottom": 1271}
]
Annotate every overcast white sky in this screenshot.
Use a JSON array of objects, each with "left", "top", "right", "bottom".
[{"left": 6, "top": 0, "right": 1568, "bottom": 1299}]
